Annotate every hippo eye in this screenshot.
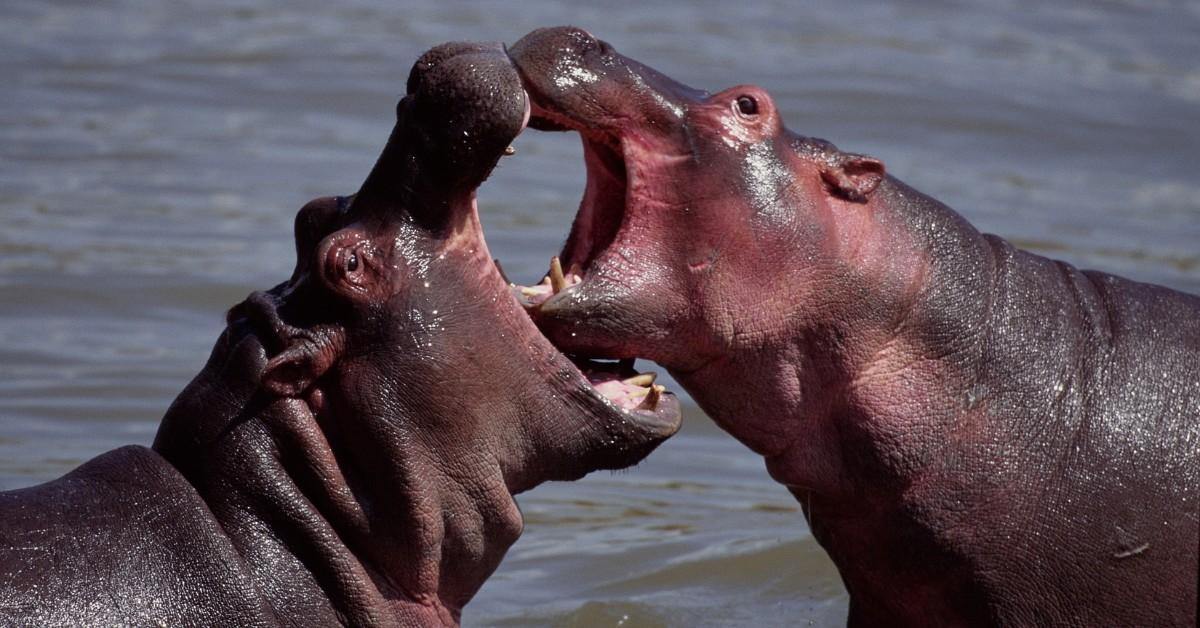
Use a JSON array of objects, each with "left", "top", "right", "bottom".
[
  {"left": 346, "top": 251, "right": 359, "bottom": 273},
  {"left": 735, "top": 95, "right": 759, "bottom": 116}
]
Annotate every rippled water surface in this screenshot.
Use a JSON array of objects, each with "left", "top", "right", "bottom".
[{"left": 2, "top": 1, "right": 1198, "bottom": 625}]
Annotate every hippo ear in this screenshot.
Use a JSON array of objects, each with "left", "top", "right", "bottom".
[
  {"left": 261, "top": 330, "right": 344, "bottom": 398},
  {"left": 820, "top": 153, "right": 885, "bottom": 202}
]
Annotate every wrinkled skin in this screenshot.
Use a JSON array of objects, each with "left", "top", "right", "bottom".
[
  {"left": 511, "top": 26, "right": 1199, "bottom": 627},
  {"left": 0, "top": 41, "right": 680, "bottom": 627}
]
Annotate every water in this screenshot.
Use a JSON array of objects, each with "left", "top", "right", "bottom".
[{"left": 2, "top": 1, "right": 1197, "bottom": 625}]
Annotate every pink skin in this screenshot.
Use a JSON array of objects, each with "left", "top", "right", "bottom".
[{"left": 510, "top": 26, "right": 1200, "bottom": 626}]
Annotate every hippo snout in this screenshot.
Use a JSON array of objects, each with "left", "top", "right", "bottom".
[
  {"left": 510, "top": 26, "right": 706, "bottom": 135},
  {"left": 510, "top": 26, "right": 601, "bottom": 65},
  {"left": 352, "top": 40, "right": 530, "bottom": 222},
  {"left": 403, "top": 41, "right": 527, "bottom": 172}
]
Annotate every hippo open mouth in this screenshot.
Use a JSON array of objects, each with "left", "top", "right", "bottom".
[
  {"left": 498, "top": 133, "right": 662, "bottom": 409},
  {"left": 481, "top": 97, "right": 673, "bottom": 424},
  {"left": 272, "top": 39, "right": 682, "bottom": 481},
  {"left": 491, "top": 161, "right": 671, "bottom": 415},
  {"left": 416, "top": 45, "right": 682, "bottom": 465},
  {"left": 503, "top": 27, "right": 718, "bottom": 374}
]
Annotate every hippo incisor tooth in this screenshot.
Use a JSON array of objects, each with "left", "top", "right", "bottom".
[
  {"left": 504, "top": 145, "right": 516, "bottom": 156},
  {"left": 638, "top": 385, "right": 665, "bottom": 411},
  {"left": 623, "top": 373, "right": 657, "bottom": 387},
  {"left": 549, "top": 256, "right": 567, "bottom": 293}
]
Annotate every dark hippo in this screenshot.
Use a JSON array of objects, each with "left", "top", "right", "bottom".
[
  {"left": 0, "top": 41, "right": 680, "bottom": 626},
  {"left": 509, "top": 26, "right": 1199, "bottom": 626}
]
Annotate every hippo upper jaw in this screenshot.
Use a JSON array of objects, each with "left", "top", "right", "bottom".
[{"left": 510, "top": 28, "right": 739, "bottom": 374}]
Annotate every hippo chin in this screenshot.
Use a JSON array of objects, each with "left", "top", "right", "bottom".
[
  {"left": 509, "top": 26, "right": 1199, "bottom": 626},
  {"left": 0, "top": 41, "right": 680, "bottom": 627}
]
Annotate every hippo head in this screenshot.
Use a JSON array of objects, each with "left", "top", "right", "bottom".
[
  {"left": 154, "top": 41, "right": 680, "bottom": 624},
  {"left": 506, "top": 27, "right": 932, "bottom": 476},
  {"left": 266, "top": 41, "right": 682, "bottom": 482},
  {"left": 510, "top": 27, "right": 890, "bottom": 377}
]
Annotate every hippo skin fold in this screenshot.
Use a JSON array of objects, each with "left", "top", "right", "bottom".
[
  {"left": 0, "top": 42, "right": 680, "bottom": 626},
  {"left": 510, "top": 27, "right": 1199, "bottom": 627}
]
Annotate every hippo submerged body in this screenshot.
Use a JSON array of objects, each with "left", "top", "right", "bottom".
[
  {"left": 0, "top": 41, "right": 680, "bottom": 626},
  {"left": 508, "top": 27, "right": 1199, "bottom": 626}
]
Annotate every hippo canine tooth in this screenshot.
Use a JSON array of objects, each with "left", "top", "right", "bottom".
[
  {"left": 503, "top": 145, "right": 516, "bottom": 156},
  {"left": 549, "top": 256, "right": 567, "bottom": 293},
  {"left": 637, "top": 385, "right": 665, "bottom": 411},
  {"left": 623, "top": 373, "right": 657, "bottom": 387}
]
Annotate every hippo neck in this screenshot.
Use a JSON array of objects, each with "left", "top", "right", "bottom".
[
  {"left": 152, "top": 320, "right": 518, "bottom": 626},
  {"left": 674, "top": 175, "right": 999, "bottom": 498}
]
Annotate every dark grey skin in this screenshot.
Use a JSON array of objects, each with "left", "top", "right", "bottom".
[
  {"left": 510, "top": 26, "right": 1199, "bottom": 626},
  {"left": 0, "top": 41, "right": 680, "bottom": 627}
]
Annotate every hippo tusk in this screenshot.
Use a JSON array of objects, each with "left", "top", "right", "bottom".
[
  {"left": 622, "top": 373, "right": 657, "bottom": 387},
  {"left": 637, "top": 384, "right": 664, "bottom": 411},
  {"left": 549, "top": 256, "right": 567, "bottom": 293}
]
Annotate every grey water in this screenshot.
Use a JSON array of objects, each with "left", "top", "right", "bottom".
[{"left": 1, "top": 1, "right": 1197, "bottom": 625}]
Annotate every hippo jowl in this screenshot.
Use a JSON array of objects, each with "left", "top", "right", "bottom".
[
  {"left": 509, "top": 26, "right": 1199, "bottom": 627},
  {"left": 0, "top": 42, "right": 680, "bottom": 627}
]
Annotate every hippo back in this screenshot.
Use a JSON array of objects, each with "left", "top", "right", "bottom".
[{"left": 0, "top": 445, "right": 274, "bottom": 626}]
